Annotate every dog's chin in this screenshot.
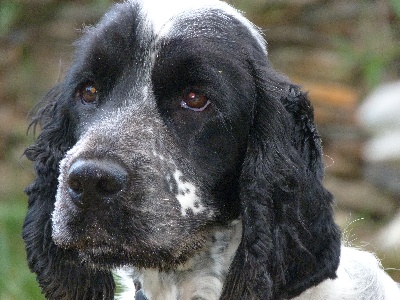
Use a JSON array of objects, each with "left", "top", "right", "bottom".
[
  {"left": 53, "top": 232, "right": 206, "bottom": 272},
  {"left": 78, "top": 245, "right": 204, "bottom": 272},
  {"left": 76, "top": 245, "right": 144, "bottom": 270}
]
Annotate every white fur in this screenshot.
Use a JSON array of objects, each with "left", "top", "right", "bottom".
[
  {"left": 173, "top": 169, "right": 204, "bottom": 216},
  {"left": 136, "top": 0, "right": 266, "bottom": 51},
  {"left": 116, "top": 227, "right": 400, "bottom": 300},
  {"left": 293, "top": 247, "right": 400, "bottom": 300},
  {"left": 115, "top": 220, "right": 242, "bottom": 300},
  {"left": 53, "top": 137, "right": 92, "bottom": 239}
]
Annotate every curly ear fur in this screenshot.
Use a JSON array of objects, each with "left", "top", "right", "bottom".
[
  {"left": 220, "top": 65, "right": 341, "bottom": 300},
  {"left": 281, "top": 87, "right": 324, "bottom": 181},
  {"left": 23, "top": 84, "right": 115, "bottom": 299}
]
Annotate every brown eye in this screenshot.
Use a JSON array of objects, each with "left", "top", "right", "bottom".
[
  {"left": 180, "top": 92, "right": 210, "bottom": 111},
  {"left": 79, "top": 84, "right": 98, "bottom": 104}
]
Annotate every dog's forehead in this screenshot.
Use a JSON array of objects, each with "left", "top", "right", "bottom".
[
  {"left": 135, "top": 0, "right": 265, "bottom": 50},
  {"left": 75, "top": 0, "right": 266, "bottom": 83}
]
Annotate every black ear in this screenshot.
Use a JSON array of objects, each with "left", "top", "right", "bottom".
[
  {"left": 221, "top": 66, "right": 341, "bottom": 299},
  {"left": 23, "top": 84, "right": 115, "bottom": 299}
]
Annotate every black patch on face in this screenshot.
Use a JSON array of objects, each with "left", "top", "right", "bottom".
[{"left": 62, "top": 2, "right": 152, "bottom": 135}]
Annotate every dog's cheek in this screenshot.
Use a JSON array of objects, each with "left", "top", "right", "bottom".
[
  {"left": 140, "top": 171, "right": 215, "bottom": 227},
  {"left": 191, "top": 122, "right": 247, "bottom": 183}
]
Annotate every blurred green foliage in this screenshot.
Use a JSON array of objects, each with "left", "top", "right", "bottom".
[
  {"left": 0, "top": 200, "right": 43, "bottom": 299},
  {"left": 0, "top": 0, "right": 112, "bottom": 37},
  {"left": 337, "top": 0, "right": 400, "bottom": 89},
  {"left": 337, "top": 35, "right": 400, "bottom": 89},
  {"left": 389, "top": 0, "right": 400, "bottom": 18},
  {"left": 0, "top": 2, "right": 21, "bottom": 37}
]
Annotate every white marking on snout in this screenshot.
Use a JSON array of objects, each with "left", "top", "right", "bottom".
[{"left": 173, "top": 169, "right": 204, "bottom": 216}]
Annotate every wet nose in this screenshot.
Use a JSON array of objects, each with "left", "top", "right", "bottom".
[{"left": 67, "top": 159, "right": 128, "bottom": 208}]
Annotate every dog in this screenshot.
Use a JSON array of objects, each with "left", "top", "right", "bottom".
[{"left": 23, "top": 0, "right": 400, "bottom": 299}]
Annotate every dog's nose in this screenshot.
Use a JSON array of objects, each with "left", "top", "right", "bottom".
[{"left": 67, "top": 159, "right": 128, "bottom": 208}]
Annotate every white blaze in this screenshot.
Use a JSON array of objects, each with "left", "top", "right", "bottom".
[{"left": 173, "top": 169, "right": 204, "bottom": 216}]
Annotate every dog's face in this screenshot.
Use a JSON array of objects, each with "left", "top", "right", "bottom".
[
  {"left": 25, "top": 1, "right": 341, "bottom": 298},
  {"left": 52, "top": 0, "right": 262, "bottom": 270}
]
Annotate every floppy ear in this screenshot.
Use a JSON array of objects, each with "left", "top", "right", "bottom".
[
  {"left": 23, "top": 84, "right": 115, "bottom": 299},
  {"left": 221, "top": 66, "right": 341, "bottom": 300}
]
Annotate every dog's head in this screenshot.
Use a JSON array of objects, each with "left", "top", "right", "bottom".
[{"left": 24, "top": 0, "right": 340, "bottom": 299}]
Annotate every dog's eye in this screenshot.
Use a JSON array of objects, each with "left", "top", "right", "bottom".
[
  {"left": 180, "top": 92, "right": 210, "bottom": 111},
  {"left": 79, "top": 84, "right": 98, "bottom": 104}
]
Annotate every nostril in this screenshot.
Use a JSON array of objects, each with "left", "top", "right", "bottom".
[
  {"left": 66, "top": 159, "right": 128, "bottom": 207},
  {"left": 68, "top": 176, "right": 84, "bottom": 194},
  {"left": 97, "top": 174, "right": 126, "bottom": 196}
]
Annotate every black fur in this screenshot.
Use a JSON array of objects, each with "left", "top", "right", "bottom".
[
  {"left": 23, "top": 1, "right": 341, "bottom": 299},
  {"left": 219, "top": 63, "right": 341, "bottom": 299},
  {"left": 24, "top": 85, "right": 115, "bottom": 299}
]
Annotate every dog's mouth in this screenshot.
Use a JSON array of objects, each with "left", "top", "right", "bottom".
[
  {"left": 53, "top": 216, "right": 210, "bottom": 271},
  {"left": 75, "top": 240, "right": 204, "bottom": 271},
  {"left": 75, "top": 241, "right": 151, "bottom": 270},
  {"left": 76, "top": 237, "right": 207, "bottom": 271}
]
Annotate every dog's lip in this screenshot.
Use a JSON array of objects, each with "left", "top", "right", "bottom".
[
  {"left": 71, "top": 234, "right": 122, "bottom": 251},
  {"left": 73, "top": 240, "right": 135, "bottom": 262},
  {"left": 52, "top": 228, "right": 121, "bottom": 251},
  {"left": 78, "top": 242, "right": 115, "bottom": 255}
]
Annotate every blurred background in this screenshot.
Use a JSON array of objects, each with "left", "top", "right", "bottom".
[{"left": 0, "top": 0, "right": 399, "bottom": 298}]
